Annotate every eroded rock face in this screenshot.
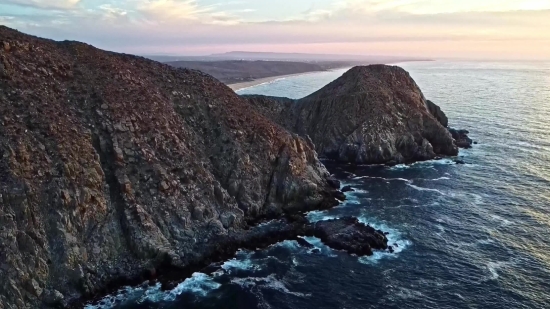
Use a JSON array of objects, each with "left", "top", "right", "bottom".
[
  {"left": 244, "top": 65, "right": 460, "bottom": 164},
  {"left": 0, "top": 26, "right": 337, "bottom": 308},
  {"left": 426, "top": 100, "right": 449, "bottom": 128}
]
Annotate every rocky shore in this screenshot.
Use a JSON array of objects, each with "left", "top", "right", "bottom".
[
  {"left": 0, "top": 26, "right": 345, "bottom": 308},
  {"left": 244, "top": 65, "right": 472, "bottom": 164},
  {"left": 0, "top": 26, "right": 470, "bottom": 309}
]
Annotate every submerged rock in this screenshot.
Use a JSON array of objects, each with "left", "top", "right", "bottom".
[
  {"left": 313, "top": 217, "right": 388, "bottom": 256},
  {"left": 341, "top": 185, "right": 355, "bottom": 193},
  {"left": 295, "top": 237, "right": 315, "bottom": 249},
  {"left": 244, "top": 65, "right": 459, "bottom": 165}
]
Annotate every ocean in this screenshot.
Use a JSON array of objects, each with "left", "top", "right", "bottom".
[{"left": 87, "top": 61, "right": 550, "bottom": 309}]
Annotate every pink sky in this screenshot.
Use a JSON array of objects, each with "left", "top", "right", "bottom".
[{"left": 1, "top": 0, "right": 550, "bottom": 60}]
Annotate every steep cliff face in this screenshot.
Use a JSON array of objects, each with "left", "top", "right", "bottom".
[
  {"left": 0, "top": 27, "right": 335, "bottom": 308},
  {"left": 426, "top": 100, "right": 449, "bottom": 128},
  {"left": 244, "top": 65, "right": 459, "bottom": 164}
]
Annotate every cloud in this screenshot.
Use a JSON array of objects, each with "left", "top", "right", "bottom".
[
  {"left": 337, "top": 0, "right": 550, "bottom": 14},
  {"left": 136, "top": 0, "right": 209, "bottom": 21},
  {"left": 2, "top": 0, "right": 81, "bottom": 10},
  {"left": 1, "top": 0, "right": 549, "bottom": 59}
]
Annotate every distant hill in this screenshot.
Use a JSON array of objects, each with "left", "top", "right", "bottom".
[
  {"left": 208, "top": 51, "right": 431, "bottom": 63},
  {"left": 145, "top": 51, "right": 431, "bottom": 63},
  {"left": 165, "top": 60, "right": 350, "bottom": 84}
]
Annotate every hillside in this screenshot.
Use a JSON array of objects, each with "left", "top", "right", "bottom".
[
  {"left": 0, "top": 26, "right": 339, "bottom": 308},
  {"left": 244, "top": 65, "right": 465, "bottom": 165}
]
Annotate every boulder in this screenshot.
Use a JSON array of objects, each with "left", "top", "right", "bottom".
[
  {"left": 341, "top": 185, "right": 354, "bottom": 193},
  {"left": 313, "top": 217, "right": 388, "bottom": 256},
  {"left": 449, "top": 128, "right": 473, "bottom": 149}
]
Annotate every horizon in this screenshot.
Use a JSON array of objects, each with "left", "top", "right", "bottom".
[{"left": 1, "top": 0, "right": 550, "bottom": 61}]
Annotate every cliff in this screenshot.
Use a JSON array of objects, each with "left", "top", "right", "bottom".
[
  {"left": 244, "top": 65, "right": 461, "bottom": 164},
  {"left": 0, "top": 27, "right": 338, "bottom": 308}
]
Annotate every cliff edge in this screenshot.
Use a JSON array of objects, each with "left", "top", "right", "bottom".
[
  {"left": 0, "top": 26, "right": 337, "bottom": 308},
  {"left": 244, "top": 65, "right": 460, "bottom": 165}
]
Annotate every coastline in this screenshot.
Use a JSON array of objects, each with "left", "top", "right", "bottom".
[
  {"left": 228, "top": 60, "right": 433, "bottom": 91},
  {"left": 228, "top": 70, "right": 329, "bottom": 91}
]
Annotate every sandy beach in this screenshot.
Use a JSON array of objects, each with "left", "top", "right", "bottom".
[
  {"left": 228, "top": 70, "right": 327, "bottom": 91},
  {"left": 227, "top": 62, "right": 415, "bottom": 91}
]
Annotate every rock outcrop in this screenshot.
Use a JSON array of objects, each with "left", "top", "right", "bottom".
[
  {"left": 312, "top": 217, "right": 388, "bottom": 256},
  {"left": 426, "top": 100, "right": 473, "bottom": 149},
  {"left": 0, "top": 26, "right": 339, "bottom": 308},
  {"left": 449, "top": 128, "right": 473, "bottom": 149},
  {"left": 244, "top": 65, "right": 461, "bottom": 164},
  {"left": 426, "top": 100, "right": 448, "bottom": 128}
]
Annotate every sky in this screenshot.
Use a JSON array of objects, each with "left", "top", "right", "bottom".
[{"left": 1, "top": 0, "right": 550, "bottom": 60}]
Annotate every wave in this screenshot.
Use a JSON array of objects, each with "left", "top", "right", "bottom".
[
  {"left": 84, "top": 273, "right": 220, "bottom": 309},
  {"left": 357, "top": 216, "right": 412, "bottom": 264},
  {"left": 220, "top": 250, "right": 259, "bottom": 273},
  {"left": 231, "top": 274, "right": 311, "bottom": 297},
  {"left": 301, "top": 236, "right": 338, "bottom": 257},
  {"left": 406, "top": 183, "right": 446, "bottom": 195},
  {"left": 485, "top": 261, "right": 506, "bottom": 281},
  {"left": 353, "top": 175, "right": 411, "bottom": 183}
]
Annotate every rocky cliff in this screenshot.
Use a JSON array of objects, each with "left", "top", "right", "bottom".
[
  {"left": 0, "top": 27, "right": 339, "bottom": 308},
  {"left": 244, "top": 65, "right": 460, "bottom": 165}
]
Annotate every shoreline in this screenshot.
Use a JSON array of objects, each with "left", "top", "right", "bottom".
[
  {"left": 228, "top": 70, "right": 331, "bottom": 91},
  {"left": 228, "top": 60, "right": 434, "bottom": 91}
]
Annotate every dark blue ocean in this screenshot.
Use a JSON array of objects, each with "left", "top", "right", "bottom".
[{"left": 87, "top": 61, "right": 550, "bottom": 309}]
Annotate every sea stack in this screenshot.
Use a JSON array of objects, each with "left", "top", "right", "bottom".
[
  {"left": 244, "top": 65, "right": 465, "bottom": 164},
  {"left": 0, "top": 26, "right": 339, "bottom": 308}
]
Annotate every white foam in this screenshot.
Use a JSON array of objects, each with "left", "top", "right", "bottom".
[
  {"left": 435, "top": 224, "right": 446, "bottom": 236},
  {"left": 343, "top": 198, "right": 361, "bottom": 206},
  {"left": 353, "top": 176, "right": 411, "bottom": 183},
  {"left": 406, "top": 183, "right": 446, "bottom": 195},
  {"left": 305, "top": 211, "right": 337, "bottom": 223},
  {"left": 389, "top": 158, "right": 455, "bottom": 170},
  {"left": 301, "top": 236, "right": 338, "bottom": 257},
  {"left": 231, "top": 274, "right": 310, "bottom": 297},
  {"left": 256, "top": 219, "right": 276, "bottom": 227},
  {"left": 273, "top": 239, "right": 301, "bottom": 251},
  {"left": 426, "top": 176, "right": 451, "bottom": 181},
  {"left": 221, "top": 250, "right": 259, "bottom": 273},
  {"left": 489, "top": 214, "right": 513, "bottom": 226},
  {"left": 84, "top": 285, "right": 142, "bottom": 309},
  {"left": 486, "top": 261, "right": 504, "bottom": 280},
  {"left": 357, "top": 216, "right": 412, "bottom": 264},
  {"left": 394, "top": 287, "right": 426, "bottom": 300},
  {"left": 84, "top": 272, "right": 220, "bottom": 308}
]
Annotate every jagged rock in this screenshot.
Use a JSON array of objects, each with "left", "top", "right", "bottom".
[
  {"left": 313, "top": 217, "right": 388, "bottom": 256},
  {"left": 0, "top": 26, "right": 339, "bottom": 308},
  {"left": 341, "top": 185, "right": 354, "bottom": 193},
  {"left": 334, "top": 191, "right": 346, "bottom": 201},
  {"left": 244, "top": 65, "right": 459, "bottom": 165},
  {"left": 42, "top": 289, "right": 65, "bottom": 306},
  {"left": 295, "top": 237, "right": 315, "bottom": 249},
  {"left": 449, "top": 128, "right": 473, "bottom": 149},
  {"left": 426, "top": 100, "right": 449, "bottom": 127},
  {"left": 327, "top": 178, "right": 340, "bottom": 189}
]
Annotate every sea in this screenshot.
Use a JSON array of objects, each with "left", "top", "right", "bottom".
[{"left": 87, "top": 61, "right": 550, "bottom": 309}]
